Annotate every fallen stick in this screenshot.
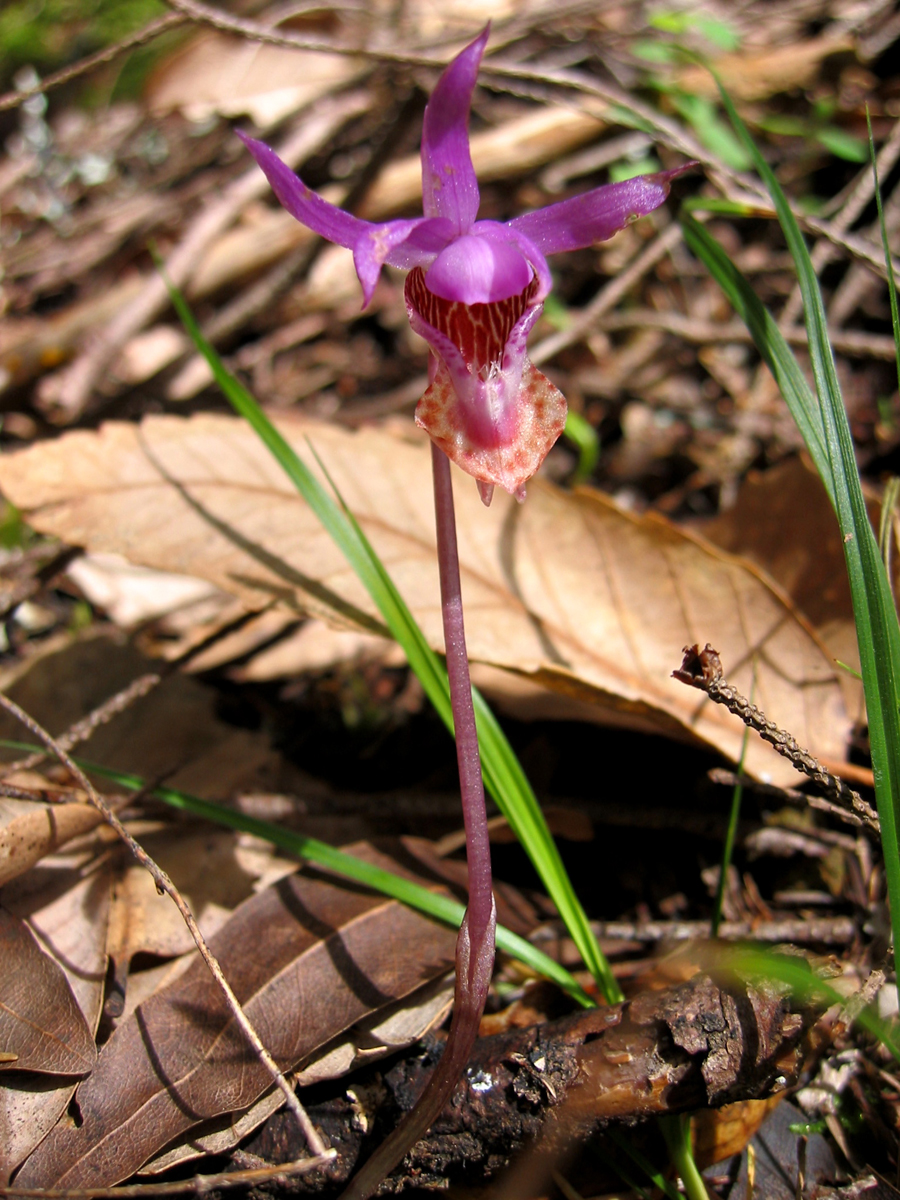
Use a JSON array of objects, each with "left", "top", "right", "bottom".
[{"left": 239, "top": 967, "right": 815, "bottom": 1192}]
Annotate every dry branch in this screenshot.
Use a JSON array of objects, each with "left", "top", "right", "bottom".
[
  {"left": 238, "top": 968, "right": 815, "bottom": 1192},
  {"left": 674, "top": 644, "right": 879, "bottom": 833}
]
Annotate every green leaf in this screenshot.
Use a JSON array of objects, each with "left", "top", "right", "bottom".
[
  {"left": 649, "top": 9, "right": 741, "bottom": 50},
  {"left": 609, "top": 156, "right": 662, "bottom": 182},
  {"left": 563, "top": 410, "right": 600, "bottom": 485},
  {"left": 757, "top": 114, "right": 808, "bottom": 137},
  {"left": 670, "top": 91, "right": 752, "bottom": 170},
  {"left": 690, "top": 14, "right": 741, "bottom": 50},
  {"left": 632, "top": 39, "right": 679, "bottom": 64},
  {"left": 815, "top": 126, "right": 868, "bottom": 163}
]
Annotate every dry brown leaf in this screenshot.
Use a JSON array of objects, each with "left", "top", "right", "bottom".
[
  {"left": 66, "top": 554, "right": 222, "bottom": 628},
  {"left": 0, "top": 844, "right": 112, "bottom": 1178},
  {"left": 15, "top": 839, "right": 465, "bottom": 1188},
  {"left": 0, "top": 635, "right": 303, "bottom": 802},
  {"left": 106, "top": 826, "right": 299, "bottom": 969},
  {"left": 0, "top": 413, "right": 848, "bottom": 785},
  {"left": 0, "top": 786, "right": 103, "bottom": 887},
  {"left": 142, "top": 972, "right": 455, "bottom": 1175},
  {"left": 147, "top": 32, "right": 365, "bottom": 128},
  {"left": 229, "top": 617, "right": 395, "bottom": 681},
  {"left": 0, "top": 908, "right": 95, "bottom": 1076},
  {"left": 701, "top": 456, "right": 894, "bottom": 722}
]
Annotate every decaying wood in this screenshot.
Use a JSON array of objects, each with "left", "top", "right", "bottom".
[{"left": 240, "top": 969, "right": 813, "bottom": 1192}]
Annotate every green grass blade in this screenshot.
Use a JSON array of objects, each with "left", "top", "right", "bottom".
[
  {"left": 604, "top": 1132, "right": 684, "bottom": 1200},
  {"left": 563, "top": 409, "right": 600, "bottom": 485},
  {"left": 0, "top": 739, "right": 592, "bottom": 1007},
  {"left": 724, "top": 945, "right": 900, "bottom": 1062},
  {"left": 680, "top": 213, "right": 831, "bottom": 499},
  {"left": 162, "top": 272, "right": 618, "bottom": 1002},
  {"left": 695, "top": 76, "right": 900, "bottom": 991}
]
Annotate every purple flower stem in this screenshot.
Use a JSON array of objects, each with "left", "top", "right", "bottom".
[{"left": 338, "top": 395, "right": 496, "bottom": 1200}]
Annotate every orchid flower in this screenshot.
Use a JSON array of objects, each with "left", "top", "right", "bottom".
[
  {"left": 240, "top": 32, "right": 688, "bottom": 1200},
  {"left": 238, "top": 28, "right": 687, "bottom": 505}
]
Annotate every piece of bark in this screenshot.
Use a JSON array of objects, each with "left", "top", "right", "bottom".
[{"left": 240, "top": 968, "right": 812, "bottom": 1193}]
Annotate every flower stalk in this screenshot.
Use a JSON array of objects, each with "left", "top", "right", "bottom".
[{"left": 340, "top": 433, "right": 496, "bottom": 1200}]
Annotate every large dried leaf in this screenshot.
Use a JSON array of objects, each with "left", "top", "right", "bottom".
[
  {"left": 701, "top": 455, "right": 897, "bottom": 724},
  {"left": 15, "top": 840, "right": 464, "bottom": 1188},
  {"left": 0, "top": 636, "right": 303, "bottom": 802},
  {"left": 142, "top": 972, "right": 455, "bottom": 1175},
  {"left": 106, "top": 826, "right": 301, "bottom": 969},
  {"left": 0, "top": 908, "right": 95, "bottom": 1076},
  {"left": 1, "top": 845, "right": 112, "bottom": 1178},
  {"left": 0, "top": 414, "right": 847, "bottom": 784}
]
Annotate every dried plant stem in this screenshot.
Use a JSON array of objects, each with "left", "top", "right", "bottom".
[
  {"left": 430, "top": 443, "right": 496, "bottom": 947},
  {"left": 0, "top": 12, "right": 188, "bottom": 113},
  {"left": 710, "top": 767, "right": 876, "bottom": 831},
  {"left": 0, "top": 673, "right": 162, "bottom": 779},
  {"left": 673, "top": 644, "right": 879, "bottom": 832},
  {"left": 339, "top": 440, "right": 496, "bottom": 1200},
  {"left": 0, "top": 690, "right": 333, "bottom": 1166},
  {"left": 0, "top": 1153, "right": 331, "bottom": 1198}
]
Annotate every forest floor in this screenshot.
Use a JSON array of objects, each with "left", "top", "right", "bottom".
[{"left": 1, "top": 1, "right": 900, "bottom": 1197}]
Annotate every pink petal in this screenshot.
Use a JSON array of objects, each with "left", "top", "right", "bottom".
[
  {"left": 406, "top": 267, "right": 565, "bottom": 497},
  {"left": 406, "top": 266, "right": 541, "bottom": 413},
  {"left": 424, "top": 233, "right": 533, "bottom": 304},
  {"left": 415, "top": 358, "right": 566, "bottom": 499},
  {"left": 353, "top": 217, "right": 446, "bottom": 305},
  {"left": 420, "top": 28, "right": 489, "bottom": 230},
  {"left": 237, "top": 132, "right": 370, "bottom": 250},
  {"left": 508, "top": 166, "right": 694, "bottom": 254}
]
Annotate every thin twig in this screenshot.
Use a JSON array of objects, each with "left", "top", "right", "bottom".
[
  {"left": 0, "top": 1153, "right": 333, "bottom": 1198},
  {"left": 592, "top": 307, "right": 900, "bottom": 362},
  {"left": 163, "top": 0, "right": 436, "bottom": 63},
  {"left": 76, "top": 0, "right": 893, "bottom": 281},
  {"left": 584, "top": 915, "right": 857, "bottom": 945},
  {"left": 0, "top": 601, "right": 288, "bottom": 780},
  {"left": 531, "top": 221, "right": 684, "bottom": 366},
  {"left": 673, "top": 643, "right": 880, "bottom": 833},
  {"left": 0, "top": 673, "right": 162, "bottom": 779},
  {"left": 0, "top": 689, "right": 333, "bottom": 1164},
  {"left": 709, "top": 768, "right": 877, "bottom": 832},
  {"left": 0, "top": 12, "right": 188, "bottom": 113}
]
